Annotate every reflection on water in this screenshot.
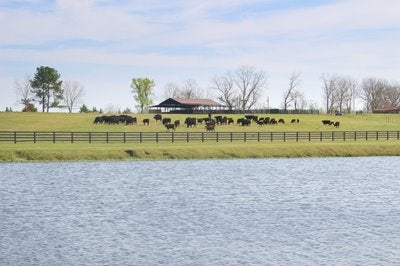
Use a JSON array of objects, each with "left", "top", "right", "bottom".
[{"left": 1, "top": 157, "right": 400, "bottom": 265}]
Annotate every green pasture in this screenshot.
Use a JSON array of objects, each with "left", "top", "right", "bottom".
[
  {"left": 1, "top": 112, "right": 400, "bottom": 161},
  {"left": 1, "top": 112, "right": 400, "bottom": 132}
]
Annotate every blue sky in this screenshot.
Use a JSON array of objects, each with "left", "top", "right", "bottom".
[{"left": 1, "top": 0, "right": 399, "bottom": 111}]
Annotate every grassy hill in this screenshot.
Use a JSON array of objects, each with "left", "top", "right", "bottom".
[{"left": 1, "top": 112, "right": 400, "bottom": 132}]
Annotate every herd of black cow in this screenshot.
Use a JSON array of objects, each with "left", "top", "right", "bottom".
[{"left": 93, "top": 114, "right": 340, "bottom": 131}]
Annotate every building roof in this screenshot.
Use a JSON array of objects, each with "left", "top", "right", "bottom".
[
  {"left": 152, "top": 98, "right": 223, "bottom": 108},
  {"left": 373, "top": 106, "right": 400, "bottom": 112}
]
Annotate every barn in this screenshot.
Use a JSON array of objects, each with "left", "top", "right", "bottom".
[
  {"left": 373, "top": 106, "right": 400, "bottom": 114},
  {"left": 150, "top": 98, "right": 224, "bottom": 114}
]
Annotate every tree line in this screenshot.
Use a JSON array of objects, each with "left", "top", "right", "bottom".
[{"left": 14, "top": 65, "right": 400, "bottom": 114}]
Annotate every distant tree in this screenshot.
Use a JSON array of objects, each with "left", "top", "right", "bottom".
[
  {"left": 282, "top": 72, "right": 301, "bottom": 112},
  {"left": 360, "top": 77, "right": 387, "bottom": 112},
  {"left": 321, "top": 73, "right": 339, "bottom": 114},
  {"left": 122, "top": 108, "right": 132, "bottom": 114},
  {"left": 211, "top": 73, "right": 236, "bottom": 110},
  {"left": 233, "top": 66, "right": 267, "bottom": 111},
  {"left": 163, "top": 82, "right": 181, "bottom": 99},
  {"left": 62, "top": 80, "right": 85, "bottom": 113},
  {"left": 22, "top": 103, "right": 37, "bottom": 112},
  {"left": 131, "top": 77, "right": 155, "bottom": 113},
  {"left": 30, "top": 66, "right": 63, "bottom": 112},
  {"left": 180, "top": 79, "right": 203, "bottom": 99},
  {"left": 79, "top": 104, "right": 90, "bottom": 113},
  {"left": 14, "top": 76, "right": 34, "bottom": 111}
]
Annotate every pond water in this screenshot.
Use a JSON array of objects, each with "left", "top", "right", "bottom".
[{"left": 1, "top": 157, "right": 400, "bottom": 265}]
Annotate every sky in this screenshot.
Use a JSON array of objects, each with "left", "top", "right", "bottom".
[{"left": 1, "top": 0, "right": 399, "bottom": 112}]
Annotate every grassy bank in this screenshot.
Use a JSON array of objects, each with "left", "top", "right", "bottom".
[{"left": 1, "top": 141, "right": 400, "bottom": 162}]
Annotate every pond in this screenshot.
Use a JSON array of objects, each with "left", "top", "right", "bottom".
[{"left": 1, "top": 157, "right": 400, "bottom": 265}]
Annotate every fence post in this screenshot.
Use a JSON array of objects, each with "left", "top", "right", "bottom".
[
  {"left": 398, "top": 131, "right": 399, "bottom": 140},
  {"left": 14, "top": 132, "right": 17, "bottom": 144},
  {"left": 53, "top": 132, "right": 55, "bottom": 143},
  {"left": 187, "top": 132, "right": 189, "bottom": 143},
  {"left": 283, "top": 132, "right": 286, "bottom": 142},
  {"left": 244, "top": 132, "right": 247, "bottom": 142},
  {"left": 33, "top": 132, "right": 36, "bottom": 144},
  {"left": 89, "top": 132, "right": 92, "bottom": 143},
  {"left": 343, "top": 131, "right": 346, "bottom": 141},
  {"left": 354, "top": 131, "right": 357, "bottom": 141},
  {"left": 139, "top": 132, "right": 142, "bottom": 143},
  {"left": 296, "top": 132, "right": 299, "bottom": 142},
  {"left": 172, "top": 132, "right": 174, "bottom": 143},
  {"left": 156, "top": 132, "right": 159, "bottom": 143},
  {"left": 366, "top": 131, "right": 368, "bottom": 141},
  {"left": 387, "top": 131, "right": 389, "bottom": 140},
  {"left": 320, "top": 132, "right": 322, "bottom": 141},
  {"left": 332, "top": 131, "right": 334, "bottom": 141},
  {"left": 202, "top": 132, "right": 204, "bottom": 142},
  {"left": 271, "top": 132, "right": 273, "bottom": 142},
  {"left": 216, "top": 132, "right": 219, "bottom": 142},
  {"left": 376, "top": 131, "right": 378, "bottom": 140},
  {"left": 308, "top": 132, "right": 311, "bottom": 142},
  {"left": 230, "top": 132, "right": 233, "bottom": 142},
  {"left": 107, "top": 132, "right": 109, "bottom": 143},
  {"left": 258, "top": 132, "right": 260, "bottom": 142}
]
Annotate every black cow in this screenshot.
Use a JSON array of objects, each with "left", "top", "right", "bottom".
[
  {"left": 185, "top": 117, "right": 196, "bottom": 128},
  {"left": 153, "top": 114, "right": 162, "bottom": 122},
  {"left": 322, "top": 120, "right": 333, "bottom": 125},
  {"left": 227, "top": 118, "right": 234, "bottom": 125},
  {"left": 165, "top": 123, "right": 175, "bottom": 131},
  {"left": 205, "top": 121, "right": 216, "bottom": 132},
  {"left": 278, "top": 118, "right": 285, "bottom": 124},
  {"left": 334, "top": 121, "right": 340, "bottom": 128},
  {"left": 242, "top": 119, "right": 251, "bottom": 126},
  {"left": 162, "top": 118, "right": 171, "bottom": 125},
  {"left": 125, "top": 116, "right": 136, "bottom": 125},
  {"left": 174, "top": 120, "right": 180, "bottom": 127},
  {"left": 143, "top": 118, "right": 150, "bottom": 126},
  {"left": 94, "top": 116, "right": 103, "bottom": 124},
  {"left": 270, "top": 118, "right": 277, "bottom": 125}
]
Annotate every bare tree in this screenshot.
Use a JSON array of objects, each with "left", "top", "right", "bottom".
[
  {"left": 233, "top": 66, "right": 267, "bottom": 111},
  {"left": 210, "top": 73, "right": 236, "bottom": 110},
  {"left": 14, "top": 76, "right": 34, "bottom": 110},
  {"left": 282, "top": 72, "right": 301, "bottom": 112},
  {"left": 181, "top": 79, "right": 203, "bottom": 99},
  {"left": 321, "top": 73, "right": 339, "bottom": 114},
  {"left": 360, "top": 77, "right": 388, "bottom": 112},
  {"left": 163, "top": 82, "right": 181, "bottom": 99},
  {"left": 63, "top": 81, "right": 85, "bottom": 113},
  {"left": 293, "top": 90, "right": 307, "bottom": 111},
  {"left": 384, "top": 82, "right": 400, "bottom": 107}
]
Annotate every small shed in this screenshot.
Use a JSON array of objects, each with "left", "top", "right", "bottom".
[{"left": 150, "top": 98, "right": 224, "bottom": 114}]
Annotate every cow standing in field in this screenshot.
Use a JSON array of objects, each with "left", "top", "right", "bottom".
[
  {"left": 205, "top": 121, "right": 216, "bottom": 132},
  {"left": 174, "top": 120, "right": 180, "bottom": 127},
  {"left": 165, "top": 123, "right": 175, "bottom": 131},
  {"left": 334, "top": 121, "right": 340, "bottom": 128},
  {"left": 185, "top": 117, "right": 197, "bottom": 128},
  {"left": 153, "top": 114, "right": 162, "bottom": 122},
  {"left": 143, "top": 118, "right": 150, "bottom": 126},
  {"left": 162, "top": 118, "right": 171, "bottom": 125}
]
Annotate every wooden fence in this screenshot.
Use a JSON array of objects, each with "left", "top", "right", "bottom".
[{"left": 1, "top": 131, "right": 400, "bottom": 144}]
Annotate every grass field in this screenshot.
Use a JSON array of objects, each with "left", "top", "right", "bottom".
[
  {"left": 1, "top": 112, "right": 400, "bottom": 132},
  {"left": 1, "top": 112, "right": 400, "bottom": 161}
]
